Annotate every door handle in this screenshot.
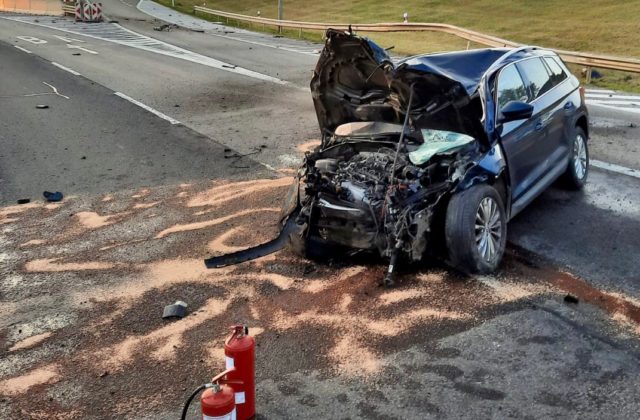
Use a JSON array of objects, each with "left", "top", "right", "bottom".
[
  {"left": 564, "top": 101, "right": 574, "bottom": 109},
  {"left": 535, "top": 121, "right": 544, "bottom": 131}
]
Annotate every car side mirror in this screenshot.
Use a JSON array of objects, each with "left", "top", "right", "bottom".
[{"left": 498, "top": 101, "right": 534, "bottom": 124}]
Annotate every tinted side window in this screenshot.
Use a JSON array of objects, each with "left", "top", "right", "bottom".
[
  {"left": 496, "top": 64, "right": 528, "bottom": 109},
  {"left": 517, "top": 58, "right": 553, "bottom": 100},
  {"left": 543, "top": 56, "right": 568, "bottom": 87}
]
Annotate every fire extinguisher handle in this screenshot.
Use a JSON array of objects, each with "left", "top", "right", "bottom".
[
  {"left": 210, "top": 367, "right": 235, "bottom": 384},
  {"left": 218, "top": 379, "right": 243, "bottom": 386},
  {"left": 225, "top": 324, "right": 247, "bottom": 344}
]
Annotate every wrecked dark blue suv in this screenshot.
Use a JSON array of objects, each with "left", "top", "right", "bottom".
[{"left": 206, "top": 30, "right": 590, "bottom": 286}]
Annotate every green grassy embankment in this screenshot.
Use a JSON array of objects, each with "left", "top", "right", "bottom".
[{"left": 156, "top": 0, "right": 640, "bottom": 92}]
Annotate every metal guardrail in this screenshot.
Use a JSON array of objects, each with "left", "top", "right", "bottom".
[{"left": 193, "top": 6, "right": 640, "bottom": 75}]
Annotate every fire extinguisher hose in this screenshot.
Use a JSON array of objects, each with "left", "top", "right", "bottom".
[{"left": 180, "top": 384, "right": 206, "bottom": 420}]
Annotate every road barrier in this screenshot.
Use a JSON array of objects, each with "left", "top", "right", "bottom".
[
  {"left": 62, "top": 1, "right": 74, "bottom": 15},
  {"left": 193, "top": 6, "right": 640, "bottom": 76}
]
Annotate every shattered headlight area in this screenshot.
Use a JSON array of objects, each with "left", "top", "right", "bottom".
[{"left": 290, "top": 134, "right": 478, "bottom": 285}]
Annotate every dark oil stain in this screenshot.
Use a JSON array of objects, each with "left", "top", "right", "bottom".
[
  {"left": 356, "top": 401, "right": 398, "bottom": 420},
  {"left": 453, "top": 382, "right": 506, "bottom": 401},
  {"left": 297, "top": 394, "right": 318, "bottom": 407},
  {"left": 517, "top": 335, "right": 558, "bottom": 345},
  {"left": 336, "top": 393, "right": 349, "bottom": 403},
  {"left": 277, "top": 383, "right": 301, "bottom": 396},
  {"left": 534, "top": 390, "right": 576, "bottom": 409},
  {"left": 551, "top": 271, "right": 640, "bottom": 324}
]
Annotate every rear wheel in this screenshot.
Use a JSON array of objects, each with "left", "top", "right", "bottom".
[
  {"left": 562, "top": 126, "right": 589, "bottom": 189},
  {"left": 445, "top": 184, "right": 507, "bottom": 274}
]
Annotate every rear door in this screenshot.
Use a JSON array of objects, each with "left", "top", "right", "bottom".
[
  {"left": 495, "top": 62, "right": 539, "bottom": 203},
  {"left": 516, "top": 57, "right": 570, "bottom": 180}
]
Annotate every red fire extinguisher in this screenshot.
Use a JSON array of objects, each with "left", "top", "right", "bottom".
[
  {"left": 224, "top": 325, "right": 256, "bottom": 420},
  {"left": 200, "top": 368, "right": 239, "bottom": 420},
  {"left": 181, "top": 368, "right": 240, "bottom": 420}
]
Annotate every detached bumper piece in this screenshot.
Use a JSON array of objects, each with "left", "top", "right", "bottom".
[{"left": 204, "top": 213, "right": 299, "bottom": 269}]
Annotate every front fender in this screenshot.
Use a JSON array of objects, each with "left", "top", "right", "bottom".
[{"left": 454, "top": 143, "right": 507, "bottom": 193}]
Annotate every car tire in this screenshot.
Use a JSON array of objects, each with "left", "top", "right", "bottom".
[
  {"left": 445, "top": 184, "right": 507, "bottom": 274},
  {"left": 562, "top": 126, "right": 589, "bottom": 189}
]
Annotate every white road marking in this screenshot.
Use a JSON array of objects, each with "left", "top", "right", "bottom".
[
  {"left": 16, "top": 35, "right": 47, "bottom": 44},
  {"left": 591, "top": 160, "right": 640, "bottom": 180},
  {"left": 14, "top": 45, "right": 31, "bottom": 53},
  {"left": 586, "top": 93, "right": 640, "bottom": 101},
  {"left": 588, "top": 102, "right": 640, "bottom": 115},
  {"left": 0, "top": 82, "right": 70, "bottom": 99},
  {"left": 114, "top": 23, "right": 289, "bottom": 84},
  {"left": 67, "top": 44, "right": 98, "bottom": 54},
  {"left": 585, "top": 89, "right": 616, "bottom": 94},
  {"left": 2, "top": 16, "right": 290, "bottom": 86},
  {"left": 42, "top": 82, "right": 70, "bottom": 100},
  {"left": 114, "top": 92, "right": 181, "bottom": 125},
  {"left": 51, "top": 62, "right": 81, "bottom": 76},
  {"left": 55, "top": 35, "right": 85, "bottom": 43}
]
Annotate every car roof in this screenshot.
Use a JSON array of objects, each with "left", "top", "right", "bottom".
[{"left": 396, "top": 47, "right": 557, "bottom": 95}]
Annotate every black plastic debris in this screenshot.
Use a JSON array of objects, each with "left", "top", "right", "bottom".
[
  {"left": 564, "top": 294, "right": 579, "bottom": 304},
  {"left": 222, "top": 64, "right": 237, "bottom": 69},
  {"left": 163, "top": 300, "right": 188, "bottom": 319},
  {"left": 36, "top": 105, "right": 49, "bottom": 109},
  {"left": 17, "top": 198, "right": 30, "bottom": 205},
  {"left": 43, "top": 191, "right": 64, "bottom": 202},
  {"left": 302, "top": 264, "right": 316, "bottom": 276},
  {"left": 154, "top": 23, "right": 178, "bottom": 31},
  {"left": 72, "top": 53, "right": 81, "bottom": 56}
]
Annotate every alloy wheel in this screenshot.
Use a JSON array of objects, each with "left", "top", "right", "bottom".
[
  {"left": 573, "top": 133, "right": 587, "bottom": 180},
  {"left": 475, "top": 197, "right": 502, "bottom": 262}
]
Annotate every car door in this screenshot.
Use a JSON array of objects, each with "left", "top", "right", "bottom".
[
  {"left": 516, "top": 57, "right": 567, "bottom": 181},
  {"left": 495, "top": 62, "right": 540, "bottom": 204},
  {"left": 541, "top": 55, "right": 573, "bottom": 167}
]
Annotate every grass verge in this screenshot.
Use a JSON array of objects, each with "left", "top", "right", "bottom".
[{"left": 155, "top": 0, "right": 640, "bottom": 92}]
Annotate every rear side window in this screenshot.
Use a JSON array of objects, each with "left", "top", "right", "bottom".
[
  {"left": 496, "top": 64, "right": 529, "bottom": 109},
  {"left": 517, "top": 58, "right": 553, "bottom": 100},
  {"left": 543, "top": 56, "right": 568, "bottom": 87}
]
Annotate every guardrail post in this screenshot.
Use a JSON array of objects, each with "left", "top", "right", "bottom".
[
  {"left": 585, "top": 66, "right": 592, "bottom": 84},
  {"left": 277, "top": 0, "right": 283, "bottom": 33}
]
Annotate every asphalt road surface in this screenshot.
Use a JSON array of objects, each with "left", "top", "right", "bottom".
[{"left": 1, "top": 4, "right": 639, "bottom": 419}]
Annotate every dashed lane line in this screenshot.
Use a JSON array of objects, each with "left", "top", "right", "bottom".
[
  {"left": 585, "top": 89, "right": 640, "bottom": 114},
  {"left": 590, "top": 160, "right": 640, "bottom": 180},
  {"left": 14, "top": 45, "right": 31, "bottom": 53},
  {"left": 588, "top": 102, "right": 640, "bottom": 115},
  {"left": 51, "top": 61, "right": 81, "bottom": 76},
  {"left": 114, "top": 92, "right": 181, "bottom": 125}
]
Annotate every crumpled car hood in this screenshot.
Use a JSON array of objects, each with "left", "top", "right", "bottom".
[{"left": 310, "top": 30, "right": 499, "bottom": 142}]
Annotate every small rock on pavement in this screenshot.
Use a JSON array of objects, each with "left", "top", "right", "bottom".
[{"left": 36, "top": 105, "right": 49, "bottom": 109}]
